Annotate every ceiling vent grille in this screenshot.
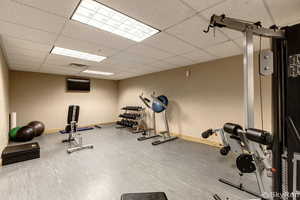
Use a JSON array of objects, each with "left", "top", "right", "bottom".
[{"left": 69, "top": 63, "right": 87, "bottom": 68}]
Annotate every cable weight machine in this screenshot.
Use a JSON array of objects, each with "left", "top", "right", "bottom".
[{"left": 202, "top": 14, "right": 287, "bottom": 199}]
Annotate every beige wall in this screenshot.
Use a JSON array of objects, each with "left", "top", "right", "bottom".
[
  {"left": 10, "top": 71, "right": 119, "bottom": 131},
  {"left": 0, "top": 47, "right": 10, "bottom": 152},
  {"left": 118, "top": 54, "right": 272, "bottom": 144},
  {"left": 8, "top": 54, "right": 272, "bottom": 144}
]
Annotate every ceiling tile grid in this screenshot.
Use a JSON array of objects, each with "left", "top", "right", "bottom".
[
  {"left": 0, "top": 0, "right": 299, "bottom": 80},
  {"left": 123, "top": 44, "right": 174, "bottom": 60},
  {"left": 2, "top": 36, "right": 53, "bottom": 52},
  {"left": 0, "top": 20, "right": 57, "bottom": 45},
  {"left": 61, "top": 20, "right": 136, "bottom": 50},
  {"left": 54, "top": 36, "right": 119, "bottom": 58},
  {"left": 145, "top": 60, "right": 176, "bottom": 70},
  {"left": 10, "top": 64, "right": 40, "bottom": 72},
  {"left": 106, "top": 51, "right": 160, "bottom": 66},
  {"left": 8, "top": 58, "right": 43, "bottom": 68},
  {"left": 161, "top": 55, "right": 197, "bottom": 68},
  {"left": 180, "top": 0, "right": 225, "bottom": 12},
  {"left": 0, "top": 0, "right": 67, "bottom": 34},
  {"left": 143, "top": 32, "right": 197, "bottom": 55},
  {"left": 166, "top": 15, "right": 229, "bottom": 49},
  {"left": 181, "top": 49, "right": 216, "bottom": 63},
  {"left": 11, "top": 0, "right": 80, "bottom": 18},
  {"left": 205, "top": 41, "right": 242, "bottom": 59},
  {"left": 200, "top": 0, "right": 274, "bottom": 26},
  {"left": 264, "top": 0, "right": 300, "bottom": 26},
  {"left": 41, "top": 64, "right": 85, "bottom": 73}
]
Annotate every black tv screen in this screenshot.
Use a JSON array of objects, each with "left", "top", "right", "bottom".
[{"left": 67, "top": 78, "right": 90, "bottom": 92}]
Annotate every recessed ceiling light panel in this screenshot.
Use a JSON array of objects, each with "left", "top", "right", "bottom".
[
  {"left": 51, "top": 47, "right": 106, "bottom": 62},
  {"left": 71, "top": 0, "right": 160, "bottom": 42},
  {"left": 83, "top": 69, "right": 114, "bottom": 76}
]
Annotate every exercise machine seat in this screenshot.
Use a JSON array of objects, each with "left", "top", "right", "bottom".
[{"left": 121, "top": 192, "right": 168, "bottom": 200}]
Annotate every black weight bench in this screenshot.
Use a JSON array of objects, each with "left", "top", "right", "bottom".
[{"left": 121, "top": 192, "right": 168, "bottom": 200}]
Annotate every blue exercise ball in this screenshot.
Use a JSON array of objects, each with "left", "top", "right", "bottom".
[{"left": 152, "top": 95, "right": 168, "bottom": 113}]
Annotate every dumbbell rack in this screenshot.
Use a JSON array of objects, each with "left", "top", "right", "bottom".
[{"left": 116, "top": 106, "right": 145, "bottom": 133}]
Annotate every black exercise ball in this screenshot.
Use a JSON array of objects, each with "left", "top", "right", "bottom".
[
  {"left": 28, "top": 121, "right": 45, "bottom": 137},
  {"left": 16, "top": 126, "right": 35, "bottom": 142}
]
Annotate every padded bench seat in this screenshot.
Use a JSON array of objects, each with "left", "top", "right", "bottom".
[{"left": 121, "top": 192, "right": 168, "bottom": 200}]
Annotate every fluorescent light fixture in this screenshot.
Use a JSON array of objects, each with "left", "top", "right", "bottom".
[
  {"left": 71, "top": 0, "right": 160, "bottom": 42},
  {"left": 51, "top": 47, "right": 106, "bottom": 62},
  {"left": 83, "top": 69, "right": 114, "bottom": 76}
]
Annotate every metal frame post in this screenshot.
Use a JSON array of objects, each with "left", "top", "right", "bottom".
[
  {"left": 243, "top": 31, "right": 267, "bottom": 196},
  {"left": 243, "top": 31, "right": 255, "bottom": 129}
]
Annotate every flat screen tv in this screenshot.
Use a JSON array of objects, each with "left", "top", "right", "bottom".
[{"left": 66, "top": 78, "right": 90, "bottom": 92}]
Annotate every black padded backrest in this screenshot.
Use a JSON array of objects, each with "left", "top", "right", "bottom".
[
  {"left": 121, "top": 192, "right": 168, "bottom": 200},
  {"left": 67, "top": 105, "right": 80, "bottom": 124}
]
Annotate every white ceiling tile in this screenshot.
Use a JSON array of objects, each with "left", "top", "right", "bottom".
[
  {"left": 181, "top": 0, "right": 224, "bottom": 12},
  {"left": 39, "top": 70, "right": 78, "bottom": 76},
  {"left": 39, "top": 66, "right": 79, "bottom": 76},
  {"left": 166, "top": 16, "right": 228, "bottom": 48},
  {"left": 200, "top": 0, "right": 274, "bottom": 27},
  {"left": 8, "top": 58, "right": 42, "bottom": 67},
  {"left": 62, "top": 21, "right": 136, "bottom": 50},
  {"left": 2, "top": 39, "right": 50, "bottom": 60},
  {"left": 6, "top": 52, "right": 47, "bottom": 64},
  {"left": 95, "top": 0, "right": 195, "bottom": 30},
  {"left": 42, "top": 64, "right": 84, "bottom": 73},
  {"left": 181, "top": 49, "right": 216, "bottom": 63},
  {"left": 116, "top": 67, "right": 144, "bottom": 74},
  {"left": 112, "top": 72, "right": 139, "bottom": 80},
  {"left": 146, "top": 61, "right": 175, "bottom": 69},
  {"left": 2, "top": 36, "right": 52, "bottom": 52},
  {"left": 234, "top": 36, "right": 271, "bottom": 51},
  {"left": 12, "top": 0, "right": 79, "bottom": 18},
  {"left": 264, "top": 0, "right": 300, "bottom": 26},
  {"left": 10, "top": 64, "right": 40, "bottom": 71},
  {"left": 141, "top": 67, "right": 165, "bottom": 74},
  {"left": 206, "top": 41, "right": 242, "bottom": 58},
  {"left": 162, "top": 55, "right": 196, "bottom": 67},
  {"left": 109, "top": 51, "right": 158, "bottom": 65},
  {"left": 219, "top": 29, "right": 244, "bottom": 40},
  {"left": 7, "top": 52, "right": 45, "bottom": 62},
  {"left": 112, "top": 64, "right": 153, "bottom": 74},
  {"left": 125, "top": 44, "right": 173, "bottom": 60},
  {"left": 5, "top": 48, "right": 48, "bottom": 60},
  {"left": 143, "top": 32, "right": 197, "bottom": 55},
  {"left": 0, "top": 21, "right": 57, "bottom": 45},
  {"left": 112, "top": 75, "right": 130, "bottom": 80},
  {"left": 86, "top": 58, "right": 120, "bottom": 68},
  {"left": 55, "top": 36, "right": 119, "bottom": 57},
  {"left": 0, "top": 0, "right": 66, "bottom": 34}
]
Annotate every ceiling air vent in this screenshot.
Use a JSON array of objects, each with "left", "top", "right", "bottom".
[{"left": 69, "top": 63, "right": 87, "bottom": 68}]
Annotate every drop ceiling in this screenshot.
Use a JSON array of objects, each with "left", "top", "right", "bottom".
[{"left": 0, "top": 0, "right": 299, "bottom": 80}]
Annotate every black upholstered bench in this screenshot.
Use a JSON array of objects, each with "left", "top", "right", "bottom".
[{"left": 121, "top": 192, "right": 168, "bottom": 200}]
